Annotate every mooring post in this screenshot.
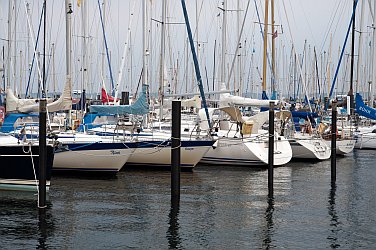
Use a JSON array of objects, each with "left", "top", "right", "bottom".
[
  {"left": 38, "top": 98, "right": 47, "bottom": 209},
  {"left": 171, "top": 100, "right": 181, "bottom": 204},
  {"left": 121, "top": 91, "right": 129, "bottom": 105},
  {"left": 268, "top": 102, "right": 275, "bottom": 198},
  {"left": 331, "top": 100, "right": 337, "bottom": 183}
]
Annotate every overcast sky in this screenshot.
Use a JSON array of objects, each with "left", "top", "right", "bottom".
[{"left": 0, "top": 0, "right": 373, "bottom": 98}]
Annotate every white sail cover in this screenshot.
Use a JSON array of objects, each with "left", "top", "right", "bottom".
[
  {"left": 220, "top": 92, "right": 279, "bottom": 107},
  {"left": 218, "top": 83, "right": 278, "bottom": 107},
  {"left": 181, "top": 95, "right": 201, "bottom": 108},
  {"left": 6, "top": 79, "right": 72, "bottom": 113},
  {"left": 6, "top": 88, "right": 46, "bottom": 112}
]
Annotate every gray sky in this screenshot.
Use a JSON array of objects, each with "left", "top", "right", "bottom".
[{"left": 0, "top": 0, "right": 373, "bottom": 98}]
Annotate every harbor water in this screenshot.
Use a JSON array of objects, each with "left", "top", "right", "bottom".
[{"left": 1, "top": 150, "right": 376, "bottom": 249}]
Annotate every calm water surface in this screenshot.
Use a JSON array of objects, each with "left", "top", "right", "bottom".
[{"left": 1, "top": 150, "right": 376, "bottom": 249}]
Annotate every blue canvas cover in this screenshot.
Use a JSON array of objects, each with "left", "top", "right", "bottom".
[
  {"left": 355, "top": 93, "right": 376, "bottom": 120},
  {"left": 89, "top": 85, "right": 149, "bottom": 115}
]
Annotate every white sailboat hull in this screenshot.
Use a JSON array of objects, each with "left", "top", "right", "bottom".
[
  {"left": 53, "top": 134, "right": 135, "bottom": 172},
  {"left": 289, "top": 136, "right": 331, "bottom": 160},
  {"left": 201, "top": 135, "right": 292, "bottom": 166},
  {"left": 326, "top": 139, "right": 356, "bottom": 155},
  {"left": 127, "top": 142, "right": 213, "bottom": 169},
  {"left": 54, "top": 148, "right": 133, "bottom": 172},
  {"left": 355, "top": 132, "right": 376, "bottom": 149}
]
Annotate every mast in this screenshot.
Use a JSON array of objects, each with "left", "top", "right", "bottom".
[
  {"left": 180, "top": 0, "right": 211, "bottom": 129},
  {"left": 237, "top": 0, "right": 240, "bottom": 94},
  {"left": 52, "top": 43, "right": 56, "bottom": 97},
  {"left": 26, "top": 2, "right": 31, "bottom": 94},
  {"left": 13, "top": 0, "right": 17, "bottom": 92},
  {"left": 348, "top": 0, "right": 356, "bottom": 115},
  {"left": 221, "top": 0, "right": 227, "bottom": 87},
  {"left": 66, "top": 0, "right": 73, "bottom": 98},
  {"left": 262, "top": 0, "right": 269, "bottom": 99},
  {"left": 81, "top": 0, "right": 88, "bottom": 93},
  {"left": 356, "top": 0, "right": 365, "bottom": 97},
  {"left": 2, "top": 46, "right": 4, "bottom": 92},
  {"left": 271, "top": 0, "right": 276, "bottom": 96},
  {"left": 142, "top": 0, "right": 147, "bottom": 86},
  {"left": 371, "top": 0, "right": 376, "bottom": 107},
  {"left": 101, "top": 0, "right": 106, "bottom": 86},
  {"left": 113, "top": 2, "right": 136, "bottom": 104},
  {"left": 327, "top": 34, "right": 332, "bottom": 96},
  {"left": 7, "top": 0, "right": 12, "bottom": 88},
  {"left": 19, "top": 50, "right": 22, "bottom": 97},
  {"left": 158, "top": 0, "right": 166, "bottom": 119}
]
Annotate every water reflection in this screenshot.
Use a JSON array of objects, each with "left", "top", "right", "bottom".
[
  {"left": 167, "top": 199, "right": 182, "bottom": 249},
  {"left": 0, "top": 194, "right": 55, "bottom": 249},
  {"left": 263, "top": 197, "right": 275, "bottom": 249},
  {"left": 327, "top": 184, "right": 340, "bottom": 249}
]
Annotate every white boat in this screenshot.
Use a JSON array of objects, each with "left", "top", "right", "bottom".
[
  {"left": 325, "top": 139, "right": 356, "bottom": 155},
  {"left": 126, "top": 130, "right": 214, "bottom": 169},
  {"left": 198, "top": 107, "right": 292, "bottom": 166},
  {"left": 0, "top": 133, "right": 54, "bottom": 191},
  {"left": 288, "top": 132, "right": 331, "bottom": 160},
  {"left": 53, "top": 132, "right": 135, "bottom": 173},
  {"left": 354, "top": 127, "right": 376, "bottom": 149},
  {"left": 88, "top": 123, "right": 214, "bottom": 170}
]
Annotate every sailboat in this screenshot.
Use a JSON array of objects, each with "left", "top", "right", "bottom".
[
  {"left": 354, "top": 93, "right": 376, "bottom": 149},
  {"left": 0, "top": 132, "right": 54, "bottom": 191},
  {"left": 199, "top": 106, "right": 292, "bottom": 166}
]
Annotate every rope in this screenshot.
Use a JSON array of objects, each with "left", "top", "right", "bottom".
[{"left": 28, "top": 143, "right": 40, "bottom": 201}]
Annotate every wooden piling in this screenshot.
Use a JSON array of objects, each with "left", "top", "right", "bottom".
[
  {"left": 121, "top": 91, "right": 129, "bottom": 105},
  {"left": 38, "top": 98, "right": 47, "bottom": 209},
  {"left": 331, "top": 100, "right": 337, "bottom": 183},
  {"left": 268, "top": 102, "right": 275, "bottom": 198},
  {"left": 171, "top": 100, "right": 181, "bottom": 203}
]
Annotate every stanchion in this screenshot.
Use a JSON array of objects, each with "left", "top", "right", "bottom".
[
  {"left": 171, "top": 100, "right": 181, "bottom": 204},
  {"left": 331, "top": 100, "right": 337, "bottom": 184},
  {"left": 268, "top": 102, "right": 275, "bottom": 198}
]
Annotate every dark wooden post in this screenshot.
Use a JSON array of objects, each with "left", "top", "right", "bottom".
[
  {"left": 121, "top": 91, "right": 129, "bottom": 105},
  {"left": 268, "top": 102, "right": 275, "bottom": 198},
  {"left": 171, "top": 100, "right": 181, "bottom": 204},
  {"left": 38, "top": 100, "right": 47, "bottom": 208},
  {"left": 331, "top": 100, "right": 337, "bottom": 183}
]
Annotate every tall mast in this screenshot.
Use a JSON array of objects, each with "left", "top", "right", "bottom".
[
  {"left": 262, "top": 0, "right": 269, "bottom": 98},
  {"left": 355, "top": 0, "right": 365, "bottom": 95},
  {"left": 13, "top": 0, "right": 17, "bottom": 92},
  {"left": 221, "top": 0, "right": 227, "bottom": 87},
  {"left": 81, "top": 0, "right": 88, "bottom": 92},
  {"left": 158, "top": 0, "right": 166, "bottom": 117},
  {"left": 271, "top": 0, "right": 275, "bottom": 96},
  {"left": 113, "top": 2, "right": 136, "bottom": 104},
  {"left": 348, "top": 0, "right": 356, "bottom": 115},
  {"left": 101, "top": 0, "right": 106, "bottom": 84},
  {"left": 52, "top": 43, "right": 56, "bottom": 97},
  {"left": 371, "top": 0, "right": 376, "bottom": 107},
  {"left": 7, "top": 0, "right": 12, "bottom": 88},
  {"left": 66, "top": 0, "right": 73, "bottom": 96},
  {"left": 19, "top": 50, "right": 22, "bottom": 96},
  {"left": 237, "top": 0, "right": 241, "bottom": 95},
  {"left": 26, "top": 2, "right": 31, "bottom": 93},
  {"left": 327, "top": 34, "right": 332, "bottom": 96},
  {"left": 142, "top": 0, "right": 148, "bottom": 86}
]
